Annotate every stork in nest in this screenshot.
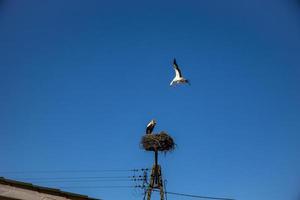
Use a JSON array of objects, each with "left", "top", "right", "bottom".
[{"left": 146, "top": 119, "right": 156, "bottom": 134}]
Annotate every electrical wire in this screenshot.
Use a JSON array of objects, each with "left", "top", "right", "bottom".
[
  {"left": 153, "top": 189, "right": 235, "bottom": 200},
  {"left": 0, "top": 169, "right": 143, "bottom": 174},
  {"left": 15, "top": 176, "right": 137, "bottom": 180},
  {"left": 32, "top": 179, "right": 144, "bottom": 183},
  {"left": 60, "top": 186, "right": 136, "bottom": 189}
]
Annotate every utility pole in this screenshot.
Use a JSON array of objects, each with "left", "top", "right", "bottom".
[
  {"left": 141, "top": 126, "right": 174, "bottom": 200},
  {"left": 145, "top": 150, "right": 164, "bottom": 200}
]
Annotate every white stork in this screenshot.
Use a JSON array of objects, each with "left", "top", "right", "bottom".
[
  {"left": 146, "top": 119, "right": 156, "bottom": 134},
  {"left": 170, "top": 58, "right": 190, "bottom": 86}
]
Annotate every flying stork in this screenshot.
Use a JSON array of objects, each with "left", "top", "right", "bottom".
[
  {"left": 170, "top": 58, "right": 190, "bottom": 86},
  {"left": 146, "top": 119, "right": 156, "bottom": 134}
]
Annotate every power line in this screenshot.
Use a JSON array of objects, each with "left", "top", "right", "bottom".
[
  {"left": 32, "top": 179, "right": 144, "bottom": 183},
  {"left": 151, "top": 189, "right": 235, "bottom": 200},
  {"left": 15, "top": 176, "right": 136, "bottom": 180},
  {"left": 10, "top": 175, "right": 145, "bottom": 183},
  {"left": 60, "top": 185, "right": 136, "bottom": 189},
  {"left": 0, "top": 169, "right": 143, "bottom": 174}
]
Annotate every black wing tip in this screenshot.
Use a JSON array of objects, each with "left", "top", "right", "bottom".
[
  {"left": 186, "top": 79, "right": 191, "bottom": 85},
  {"left": 173, "top": 58, "right": 178, "bottom": 66}
]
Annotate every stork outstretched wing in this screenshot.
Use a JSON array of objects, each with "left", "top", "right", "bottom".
[{"left": 173, "top": 58, "right": 182, "bottom": 78}]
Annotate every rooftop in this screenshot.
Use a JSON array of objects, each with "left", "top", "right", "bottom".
[{"left": 0, "top": 177, "right": 100, "bottom": 200}]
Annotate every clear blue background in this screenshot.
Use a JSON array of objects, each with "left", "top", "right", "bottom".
[{"left": 1, "top": 1, "right": 300, "bottom": 200}]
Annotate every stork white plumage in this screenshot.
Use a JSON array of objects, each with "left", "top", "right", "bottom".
[
  {"left": 170, "top": 58, "right": 190, "bottom": 86},
  {"left": 146, "top": 119, "right": 156, "bottom": 134}
]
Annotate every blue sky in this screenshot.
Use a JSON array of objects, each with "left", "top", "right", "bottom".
[{"left": 0, "top": 0, "right": 300, "bottom": 200}]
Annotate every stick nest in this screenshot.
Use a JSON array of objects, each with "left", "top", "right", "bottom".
[{"left": 141, "top": 131, "right": 175, "bottom": 152}]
